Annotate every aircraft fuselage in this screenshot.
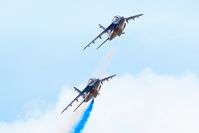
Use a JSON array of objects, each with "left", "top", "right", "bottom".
[
  {"left": 84, "top": 80, "right": 101, "bottom": 102},
  {"left": 109, "top": 17, "right": 126, "bottom": 40}
]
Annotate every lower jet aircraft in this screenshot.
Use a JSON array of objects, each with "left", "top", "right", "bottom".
[
  {"left": 83, "top": 14, "right": 143, "bottom": 50},
  {"left": 61, "top": 74, "right": 116, "bottom": 113}
]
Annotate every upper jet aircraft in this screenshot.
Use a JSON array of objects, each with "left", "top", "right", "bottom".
[{"left": 83, "top": 14, "right": 143, "bottom": 50}]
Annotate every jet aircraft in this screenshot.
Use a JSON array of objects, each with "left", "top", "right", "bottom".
[
  {"left": 61, "top": 74, "right": 116, "bottom": 113},
  {"left": 83, "top": 14, "right": 143, "bottom": 50}
]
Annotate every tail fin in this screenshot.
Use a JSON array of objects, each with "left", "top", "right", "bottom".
[
  {"left": 74, "top": 87, "right": 86, "bottom": 99},
  {"left": 99, "top": 24, "right": 106, "bottom": 30},
  {"left": 74, "top": 87, "right": 81, "bottom": 94},
  {"left": 99, "top": 24, "right": 112, "bottom": 36}
]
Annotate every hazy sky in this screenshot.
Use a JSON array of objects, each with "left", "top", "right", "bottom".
[{"left": 0, "top": 0, "right": 199, "bottom": 130}]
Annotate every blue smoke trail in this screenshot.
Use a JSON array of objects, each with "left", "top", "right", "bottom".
[{"left": 71, "top": 99, "right": 94, "bottom": 133}]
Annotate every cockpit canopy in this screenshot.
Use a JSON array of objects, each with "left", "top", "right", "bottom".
[
  {"left": 112, "top": 16, "right": 121, "bottom": 23},
  {"left": 88, "top": 78, "right": 97, "bottom": 86}
]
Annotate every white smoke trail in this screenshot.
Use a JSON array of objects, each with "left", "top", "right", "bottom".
[{"left": 92, "top": 47, "right": 116, "bottom": 78}]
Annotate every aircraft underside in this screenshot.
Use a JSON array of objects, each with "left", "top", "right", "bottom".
[{"left": 85, "top": 88, "right": 99, "bottom": 102}]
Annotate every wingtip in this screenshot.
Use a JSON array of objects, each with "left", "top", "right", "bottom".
[
  {"left": 112, "top": 74, "right": 117, "bottom": 77},
  {"left": 83, "top": 46, "right": 88, "bottom": 51},
  {"left": 61, "top": 110, "right": 65, "bottom": 114}
]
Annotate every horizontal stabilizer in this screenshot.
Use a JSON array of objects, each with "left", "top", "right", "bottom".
[
  {"left": 73, "top": 100, "right": 85, "bottom": 112},
  {"left": 97, "top": 38, "right": 109, "bottom": 50}
]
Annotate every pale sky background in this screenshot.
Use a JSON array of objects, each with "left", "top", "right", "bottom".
[{"left": 0, "top": 0, "right": 199, "bottom": 132}]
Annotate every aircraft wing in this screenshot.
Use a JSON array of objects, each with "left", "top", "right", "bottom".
[
  {"left": 61, "top": 90, "right": 85, "bottom": 114},
  {"left": 83, "top": 23, "right": 114, "bottom": 50},
  {"left": 100, "top": 74, "right": 116, "bottom": 83},
  {"left": 126, "top": 14, "right": 143, "bottom": 22}
]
